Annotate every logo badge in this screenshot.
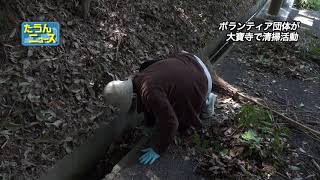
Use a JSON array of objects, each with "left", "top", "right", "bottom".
[{"left": 21, "top": 22, "right": 60, "bottom": 46}]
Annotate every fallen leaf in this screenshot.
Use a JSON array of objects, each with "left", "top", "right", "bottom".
[
  {"left": 27, "top": 49, "right": 33, "bottom": 57},
  {"left": 27, "top": 92, "right": 40, "bottom": 103},
  {"left": 51, "top": 120, "right": 63, "bottom": 128},
  {"left": 64, "top": 136, "right": 73, "bottom": 142},
  {"left": 262, "top": 162, "right": 275, "bottom": 173},
  {"left": 224, "top": 127, "right": 233, "bottom": 136},
  {"left": 299, "top": 147, "right": 306, "bottom": 153},
  {"left": 289, "top": 165, "right": 300, "bottom": 171},
  {"left": 229, "top": 146, "right": 244, "bottom": 157}
]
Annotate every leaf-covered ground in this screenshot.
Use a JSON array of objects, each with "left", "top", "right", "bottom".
[
  {"left": 210, "top": 30, "right": 320, "bottom": 179},
  {"left": 0, "top": 0, "right": 256, "bottom": 179}
]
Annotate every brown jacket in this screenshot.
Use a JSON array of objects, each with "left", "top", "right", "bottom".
[{"left": 133, "top": 53, "right": 208, "bottom": 153}]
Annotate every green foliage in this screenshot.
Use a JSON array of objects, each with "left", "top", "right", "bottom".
[
  {"left": 219, "top": 148, "right": 229, "bottom": 157},
  {"left": 238, "top": 104, "right": 274, "bottom": 130},
  {"left": 211, "top": 140, "right": 224, "bottom": 153},
  {"left": 301, "top": 31, "right": 320, "bottom": 63},
  {"left": 257, "top": 54, "right": 271, "bottom": 67},
  {"left": 305, "top": 38, "right": 320, "bottom": 61},
  {"left": 273, "top": 127, "right": 283, "bottom": 154},
  {"left": 241, "top": 129, "right": 261, "bottom": 143},
  {"left": 193, "top": 132, "right": 210, "bottom": 152},
  {"left": 308, "top": 47, "right": 320, "bottom": 57},
  {"left": 295, "top": 0, "right": 320, "bottom": 10},
  {"left": 193, "top": 131, "right": 201, "bottom": 147},
  {"left": 238, "top": 104, "right": 289, "bottom": 166}
]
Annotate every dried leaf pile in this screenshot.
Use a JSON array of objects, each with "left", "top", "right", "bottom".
[
  {"left": 180, "top": 100, "right": 295, "bottom": 179},
  {"left": 0, "top": 0, "right": 255, "bottom": 179}
]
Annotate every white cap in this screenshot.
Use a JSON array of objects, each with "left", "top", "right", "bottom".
[{"left": 103, "top": 79, "right": 133, "bottom": 113}]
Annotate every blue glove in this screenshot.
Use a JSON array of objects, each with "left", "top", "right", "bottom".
[{"left": 138, "top": 148, "right": 160, "bottom": 165}]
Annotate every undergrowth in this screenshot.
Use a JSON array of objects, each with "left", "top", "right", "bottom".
[
  {"left": 302, "top": 31, "right": 320, "bottom": 64},
  {"left": 190, "top": 104, "right": 290, "bottom": 177},
  {"left": 295, "top": 0, "right": 320, "bottom": 10},
  {"left": 238, "top": 104, "right": 289, "bottom": 167}
]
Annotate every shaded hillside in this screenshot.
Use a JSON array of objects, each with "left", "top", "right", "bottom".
[{"left": 0, "top": 0, "right": 255, "bottom": 179}]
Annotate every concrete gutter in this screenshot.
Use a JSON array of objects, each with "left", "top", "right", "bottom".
[
  {"left": 38, "top": 110, "right": 143, "bottom": 180},
  {"left": 198, "top": 0, "right": 268, "bottom": 64},
  {"left": 102, "top": 136, "right": 150, "bottom": 180}
]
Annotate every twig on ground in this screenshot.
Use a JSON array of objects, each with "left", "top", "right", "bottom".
[
  {"left": 89, "top": 111, "right": 104, "bottom": 121},
  {"left": 274, "top": 92, "right": 287, "bottom": 104},
  {"left": 301, "top": 153, "right": 320, "bottom": 161},
  {"left": 5, "top": 100, "right": 16, "bottom": 122},
  {"left": 291, "top": 110, "right": 300, "bottom": 125},
  {"left": 303, "top": 160, "right": 320, "bottom": 178},
  {"left": 305, "top": 174, "right": 316, "bottom": 179},
  {"left": 275, "top": 171, "right": 290, "bottom": 180},
  {"left": 115, "top": 34, "right": 122, "bottom": 62},
  {"left": 239, "top": 165, "right": 257, "bottom": 178},
  {"left": 311, "top": 159, "right": 320, "bottom": 172},
  {"left": 303, "top": 76, "right": 320, "bottom": 81},
  {"left": 213, "top": 71, "right": 320, "bottom": 138},
  {"left": 1, "top": 136, "right": 9, "bottom": 149}
]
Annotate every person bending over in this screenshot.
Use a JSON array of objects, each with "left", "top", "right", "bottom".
[{"left": 104, "top": 51, "right": 216, "bottom": 165}]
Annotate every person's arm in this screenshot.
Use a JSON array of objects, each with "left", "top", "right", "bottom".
[
  {"left": 145, "top": 88, "right": 179, "bottom": 153},
  {"left": 138, "top": 85, "right": 179, "bottom": 165}
]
